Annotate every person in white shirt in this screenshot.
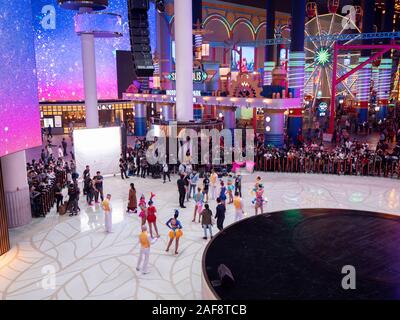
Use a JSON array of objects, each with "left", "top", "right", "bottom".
[{"left": 58, "top": 145, "right": 64, "bottom": 158}]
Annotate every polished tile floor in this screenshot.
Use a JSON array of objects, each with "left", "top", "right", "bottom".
[{"left": 0, "top": 172, "right": 399, "bottom": 300}]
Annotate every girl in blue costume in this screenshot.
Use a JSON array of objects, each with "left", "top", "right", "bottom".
[{"left": 166, "top": 210, "right": 183, "bottom": 255}]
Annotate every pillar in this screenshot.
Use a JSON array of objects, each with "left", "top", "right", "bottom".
[
  {"left": 134, "top": 103, "right": 147, "bottom": 136},
  {"left": 80, "top": 8, "right": 99, "bottom": 129},
  {"left": 1, "top": 151, "right": 32, "bottom": 228},
  {"left": 174, "top": 0, "right": 193, "bottom": 121},
  {"left": 377, "top": 58, "right": 392, "bottom": 121},
  {"left": 157, "top": 14, "right": 173, "bottom": 90},
  {"left": 357, "top": 0, "right": 375, "bottom": 125},
  {"left": 193, "top": 104, "right": 203, "bottom": 120},
  {"left": 287, "top": 0, "right": 306, "bottom": 143},
  {"left": 356, "top": 57, "right": 371, "bottom": 125},
  {"left": 0, "top": 162, "right": 10, "bottom": 255},
  {"left": 264, "top": 112, "right": 285, "bottom": 147},
  {"left": 223, "top": 109, "right": 236, "bottom": 130},
  {"left": 264, "top": 0, "right": 276, "bottom": 85},
  {"left": 161, "top": 104, "right": 175, "bottom": 122}
]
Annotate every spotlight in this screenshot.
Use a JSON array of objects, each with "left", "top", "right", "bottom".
[
  {"left": 265, "top": 126, "right": 271, "bottom": 132},
  {"left": 265, "top": 116, "right": 271, "bottom": 123}
]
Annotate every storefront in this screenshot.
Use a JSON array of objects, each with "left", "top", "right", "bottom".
[{"left": 39, "top": 100, "right": 135, "bottom": 134}]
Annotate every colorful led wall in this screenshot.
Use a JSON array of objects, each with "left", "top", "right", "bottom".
[
  {"left": 32, "top": 0, "right": 157, "bottom": 101},
  {"left": 0, "top": 0, "right": 42, "bottom": 157}
]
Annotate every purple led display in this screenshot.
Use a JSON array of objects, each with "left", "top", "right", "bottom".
[
  {"left": 32, "top": 0, "right": 157, "bottom": 102},
  {"left": 0, "top": 0, "right": 42, "bottom": 157}
]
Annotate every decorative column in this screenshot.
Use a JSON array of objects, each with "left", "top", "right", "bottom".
[
  {"left": 356, "top": 0, "right": 375, "bottom": 125},
  {"left": 174, "top": 0, "right": 194, "bottom": 121},
  {"left": 135, "top": 103, "right": 147, "bottom": 137},
  {"left": 59, "top": 0, "right": 122, "bottom": 128},
  {"left": 0, "top": 162, "right": 10, "bottom": 255},
  {"left": 377, "top": 0, "right": 395, "bottom": 121},
  {"left": 356, "top": 57, "right": 371, "bottom": 125},
  {"left": 1, "top": 152, "right": 31, "bottom": 228},
  {"left": 264, "top": 111, "right": 285, "bottom": 147},
  {"left": 80, "top": 21, "right": 99, "bottom": 128},
  {"left": 223, "top": 109, "right": 236, "bottom": 130},
  {"left": 161, "top": 104, "right": 175, "bottom": 122},
  {"left": 287, "top": 0, "right": 305, "bottom": 143}
]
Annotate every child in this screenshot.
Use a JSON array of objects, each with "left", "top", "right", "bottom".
[
  {"left": 138, "top": 195, "right": 147, "bottom": 226},
  {"left": 192, "top": 187, "right": 204, "bottom": 223}
]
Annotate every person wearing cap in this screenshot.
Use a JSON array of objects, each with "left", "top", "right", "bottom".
[
  {"left": 136, "top": 225, "right": 151, "bottom": 274},
  {"left": 165, "top": 210, "right": 183, "bottom": 255}
]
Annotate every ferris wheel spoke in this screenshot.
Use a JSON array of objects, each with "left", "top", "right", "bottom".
[
  {"left": 342, "top": 34, "right": 362, "bottom": 46},
  {"left": 304, "top": 65, "right": 318, "bottom": 87},
  {"left": 315, "top": 12, "right": 323, "bottom": 47},
  {"left": 326, "top": 13, "right": 336, "bottom": 47},
  {"left": 328, "top": 65, "right": 355, "bottom": 99},
  {"left": 305, "top": 30, "right": 319, "bottom": 50},
  {"left": 324, "top": 67, "right": 332, "bottom": 96},
  {"left": 305, "top": 47, "right": 316, "bottom": 55}
]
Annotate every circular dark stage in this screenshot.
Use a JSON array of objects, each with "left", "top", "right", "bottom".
[{"left": 202, "top": 209, "right": 400, "bottom": 300}]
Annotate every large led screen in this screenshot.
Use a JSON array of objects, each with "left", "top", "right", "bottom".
[
  {"left": 32, "top": 0, "right": 157, "bottom": 101},
  {"left": 74, "top": 127, "right": 121, "bottom": 177},
  {"left": 0, "top": 0, "right": 42, "bottom": 157}
]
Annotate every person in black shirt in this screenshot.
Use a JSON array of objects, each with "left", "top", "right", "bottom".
[
  {"left": 177, "top": 174, "right": 186, "bottom": 208},
  {"left": 234, "top": 173, "right": 242, "bottom": 197},
  {"left": 93, "top": 171, "right": 104, "bottom": 202},
  {"left": 215, "top": 197, "right": 226, "bottom": 231},
  {"left": 119, "top": 158, "right": 129, "bottom": 179},
  {"left": 203, "top": 174, "right": 210, "bottom": 202},
  {"left": 54, "top": 182, "right": 63, "bottom": 212}
]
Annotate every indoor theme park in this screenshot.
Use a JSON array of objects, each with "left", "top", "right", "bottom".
[{"left": 2, "top": 0, "right": 400, "bottom": 306}]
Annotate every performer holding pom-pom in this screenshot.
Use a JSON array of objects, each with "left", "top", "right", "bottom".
[{"left": 166, "top": 210, "right": 183, "bottom": 255}]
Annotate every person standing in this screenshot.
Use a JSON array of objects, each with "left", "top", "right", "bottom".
[
  {"left": 219, "top": 181, "right": 227, "bottom": 205},
  {"left": 119, "top": 158, "right": 129, "bottom": 179},
  {"left": 234, "top": 173, "right": 242, "bottom": 197},
  {"left": 177, "top": 174, "right": 186, "bottom": 208},
  {"left": 162, "top": 163, "right": 171, "bottom": 183},
  {"left": 166, "top": 210, "right": 183, "bottom": 255},
  {"left": 210, "top": 170, "right": 218, "bottom": 200},
  {"left": 233, "top": 192, "right": 244, "bottom": 221},
  {"left": 47, "top": 124, "right": 53, "bottom": 139},
  {"left": 83, "top": 165, "right": 90, "bottom": 181},
  {"left": 215, "top": 197, "right": 226, "bottom": 231},
  {"left": 127, "top": 183, "right": 137, "bottom": 213},
  {"left": 102, "top": 194, "right": 113, "bottom": 233},
  {"left": 192, "top": 187, "right": 204, "bottom": 223},
  {"left": 203, "top": 173, "right": 210, "bottom": 203},
  {"left": 200, "top": 203, "right": 213, "bottom": 240},
  {"left": 57, "top": 145, "right": 64, "bottom": 159},
  {"left": 136, "top": 225, "right": 151, "bottom": 274},
  {"left": 146, "top": 200, "right": 160, "bottom": 238},
  {"left": 62, "top": 138, "right": 68, "bottom": 156},
  {"left": 94, "top": 171, "right": 104, "bottom": 203},
  {"left": 55, "top": 182, "right": 63, "bottom": 212},
  {"left": 188, "top": 171, "right": 199, "bottom": 199}
]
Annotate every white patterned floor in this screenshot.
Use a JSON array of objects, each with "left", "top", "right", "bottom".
[{"left": 1, "top": 172, "right": 399, "bottom": 300}]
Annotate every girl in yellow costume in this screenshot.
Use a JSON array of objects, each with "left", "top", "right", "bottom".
[{"left": 165, "top": 210, "right": 183, "bottom": 255}]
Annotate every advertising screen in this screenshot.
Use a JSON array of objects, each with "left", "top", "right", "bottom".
[{"left": 0, "top": 0, "right": 42, "bottom": 157}]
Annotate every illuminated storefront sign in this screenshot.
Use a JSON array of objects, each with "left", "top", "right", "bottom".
[
  {"left": 166, "top": 90, "right": 201, "bottom": 97},
  {"left": 167, "top": 70, "right": 207, "bottom": 83},
  {"left": 317, "top": 102, "right": 328, "bottom": 116}
]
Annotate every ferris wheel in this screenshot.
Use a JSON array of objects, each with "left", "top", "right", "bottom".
[{"left": 304, "top": 10, "right": 362, "bottom": 108}]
